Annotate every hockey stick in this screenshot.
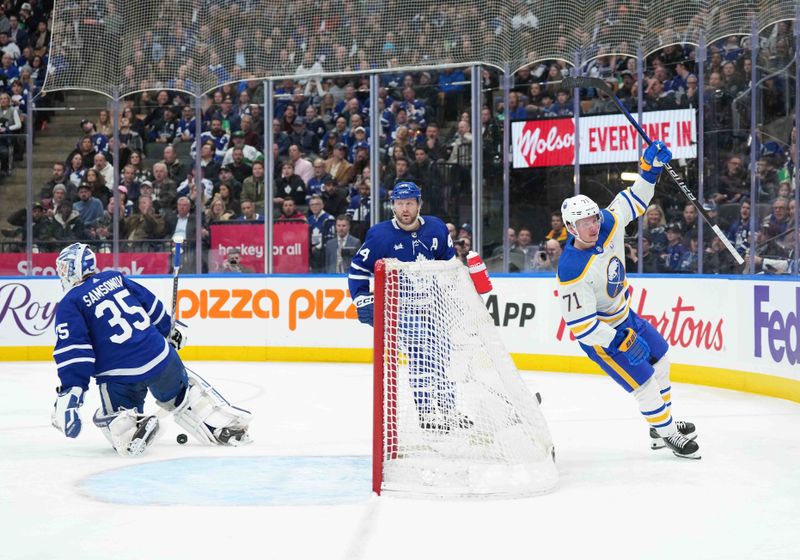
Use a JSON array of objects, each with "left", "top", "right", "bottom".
[
  {"left": 562, "top": 76, "right": 744, "bottom": 265},
  {"left": 170, "top": 234, "right": 184, "bottom": 334}
]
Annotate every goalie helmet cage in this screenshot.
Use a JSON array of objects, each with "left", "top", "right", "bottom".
[{"left": 372, "top": 258, "right": 558, "bottom": 498}]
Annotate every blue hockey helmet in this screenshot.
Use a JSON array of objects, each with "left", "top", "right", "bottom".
[
  {"left": 56, "top": 242, "right": 97, "bottom": 291},
  {"left": 390, "top": 181, "right": 421, "bottom": 201}
]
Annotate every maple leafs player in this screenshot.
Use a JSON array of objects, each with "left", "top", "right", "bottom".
[
  {"left": 51, "top": 243, "right": 251, "bottom": 456},
  {"left": 348, "top": 182, "right": 472, "bottom": 431},
  {"left": 557, "top": 142, "right": 700, "bottom": 459}
]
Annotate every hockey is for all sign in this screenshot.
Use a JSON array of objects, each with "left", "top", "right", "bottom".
[{"left": 512, "top": 109, "right": 697, "bottom": 168}]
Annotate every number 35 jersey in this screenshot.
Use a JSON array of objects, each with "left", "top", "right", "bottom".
[
  {"left": 556, "top": 175, "right": 656, "bottom": 348},
  {"left": 53, "top": 270, "right": 172, "bottom": 391}
]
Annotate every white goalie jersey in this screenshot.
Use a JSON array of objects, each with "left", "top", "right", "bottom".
[{"left": 556, "top": 176, "right": 656, "bottom": 348}]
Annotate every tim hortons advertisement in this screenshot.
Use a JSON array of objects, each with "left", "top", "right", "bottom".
[
  {"left": 209, "top": 221, "right": 309, "bottom": 273},
  {"left": 0, "top": 275, "right": 794, "bottom": 382},
  {"left": 512, "top": 109, "right": 696, "bottom": 168},
  {"left": 0, "top": 252, "right": 169, "bottom": 276}
]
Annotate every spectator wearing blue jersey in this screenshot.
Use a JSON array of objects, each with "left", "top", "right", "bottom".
[
  {"left": 307, "top": 195, "right": 335, "bottom": 273},
  {"left": 306, "top": 158, "right": 331, "bottom": 201},
  {"left": 662, "top": 222, "right": 688, "bottom": 272},
  {"left": 50, "top": 243, "right": 251, "bottom": 456},
  {"left": 348, "top": 182, "right": 469, "bottom": 432},
  {"left": 194, "top": 117, "right": 229, "bottom": 159}
]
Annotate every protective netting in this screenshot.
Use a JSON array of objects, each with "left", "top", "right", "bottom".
[
  {"left": 44, "top": 1, "right": 796, "bottom": 97},
  {"left": 376, "top": 258, "right": 557, "bottom": 497}
]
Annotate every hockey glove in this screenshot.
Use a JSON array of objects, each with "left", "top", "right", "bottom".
[
  {"left": 613, "top": 328, "right": 650, "bottom": 366},
  {"left": 168, "top": 320, "right": 188, "bottom": 350},
  {"left": 354, "top": 294, "right": 374, "bottom": 326},
  {"left": 639, "top": 141, "right": 672, "bottom": 183},
  {"left": 52, "top": 386, "right": 84, "bottom": 438}
]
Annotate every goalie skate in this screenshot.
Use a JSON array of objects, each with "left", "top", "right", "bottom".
[
  {"left": 127, "top": 415, "right": 160, "bottom": 457},
  {"left": 650, "top": 421, "right": 696, "bottom": 450}
]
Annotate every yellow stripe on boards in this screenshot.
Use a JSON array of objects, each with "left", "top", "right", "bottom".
[{"left": 593, "top": 345, "right": 640, "bottom": 390}]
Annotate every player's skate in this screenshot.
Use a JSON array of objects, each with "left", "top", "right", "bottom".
[
  {"left": 661, "top": 431, "right": 701, "bottom": 459},
  {"left": 93, "top": 409, "right": 161, "bottom": 457},
  {"left": 127, "top": 415, "right": 160, "bottom": 456},
  {"left": 419, "top": 412, "right": 451, "bottom": 433},
  {"left": 650, "top": 421, "right": 696, "bottom": 450}
]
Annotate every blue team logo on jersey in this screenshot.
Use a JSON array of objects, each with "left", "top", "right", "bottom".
[{"left": 606, "top": 256, "right": 625, "bottom": 298}]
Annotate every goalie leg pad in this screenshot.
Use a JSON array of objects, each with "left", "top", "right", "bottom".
[
  {"left": 93, "top": 409, "right": 160, "bottom": 457},
  {"left": 159, "top": 369, "right": 252, "bottom": 446}
]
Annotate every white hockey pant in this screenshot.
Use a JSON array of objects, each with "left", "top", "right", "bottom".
[{"left": 158, "top": 369, "right": 252, "bottom": 446}]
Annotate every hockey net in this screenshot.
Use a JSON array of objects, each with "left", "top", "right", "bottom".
[{"left": 373, "top": 258, "right": 557, "bottom": 498}]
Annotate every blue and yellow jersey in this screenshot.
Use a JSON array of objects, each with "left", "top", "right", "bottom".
[{"left": 556, "top": 175, "right": 655, "bottom": 348}]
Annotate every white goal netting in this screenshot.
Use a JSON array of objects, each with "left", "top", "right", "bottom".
[
  {"left": 374, "top": 258, "right": 558, "bottom": 498},
  {"left": 44, "top": 1, "right": 794, "bottom": 97}
]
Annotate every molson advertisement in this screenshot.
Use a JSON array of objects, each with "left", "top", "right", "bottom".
[
  {"left": 512, "top": 109, "right": 697, "bottom": 168},
  {"left": 0, "top": 275, "right": 796, "bottom": 398}
]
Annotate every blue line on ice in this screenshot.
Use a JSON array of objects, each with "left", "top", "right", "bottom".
[{"left": 79, "top": 456, "right": 372, "bottom": 506}]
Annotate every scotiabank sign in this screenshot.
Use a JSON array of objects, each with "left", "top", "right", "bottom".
[
  {"left": 0, "top": 252, "right": 169, "bottom": 276},
  {"left": 512, "top": 109, "right": 696, "bottom": 168}
]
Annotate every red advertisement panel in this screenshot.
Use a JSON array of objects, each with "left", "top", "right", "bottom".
[
  {"left": 512, "top": 118, "right": 576, "bottom": 168},
  {"left": 0, "top": 252, "right": 170, "bottom": 276},
  {"left": 209, "top": 221, "right": 309, "bottom": 273},
  {"left": 273, "top": 221, "right": 309, "bottom": 273}
]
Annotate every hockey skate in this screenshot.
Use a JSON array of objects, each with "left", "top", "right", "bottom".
[
  {"left": 661, "top": 431, "right": 701, "bottom": 459},
  {"left": 650, "top": 421, "right": 696, "bottom": 450},
  {"left": 419, "top": 411, "right": 473, "bottom": 433},
  {"left": 213, "top": 425, "right": 252, "bottom": 446},
  {"left": 127, "top": 415, "right": 159, "bottom": 457}
]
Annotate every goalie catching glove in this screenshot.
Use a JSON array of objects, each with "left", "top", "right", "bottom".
[
  {"left": 52, "top": 386, "right": 84, "bottom": 438},
  {"left": 612, "top": 327, "right": 650, "bottom": 366},
  {"left": 353, "top": 294, "right": 374, "bottom": 326}
]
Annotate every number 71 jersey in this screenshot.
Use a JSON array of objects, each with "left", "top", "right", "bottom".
[{"left": 53, "top": 270, "right": 173, "bottom": 391}]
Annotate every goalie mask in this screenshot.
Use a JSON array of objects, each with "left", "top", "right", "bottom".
[{"left": 56, "top": 242, "right": 97, "bottom": 291}]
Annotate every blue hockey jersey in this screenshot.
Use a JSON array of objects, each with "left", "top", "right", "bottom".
[
  {"left": 53, "top": 270, "right": 172, "bottom": 391},
  {"left": 348, "top": 215, "right": 455, "bottom": 300}
]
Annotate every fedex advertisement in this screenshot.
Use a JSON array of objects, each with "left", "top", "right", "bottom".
[{"left": 512, "top": 109, "right": 697, "bottom": 168}]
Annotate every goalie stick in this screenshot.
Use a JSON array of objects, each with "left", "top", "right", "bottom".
[
  {"left": 562, "top": 75, "right": 744, "bottom": 265},
  {"left": 170, "top": 234, "right": 184, "bottom": 334}
]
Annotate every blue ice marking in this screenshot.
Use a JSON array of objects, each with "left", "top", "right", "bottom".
[{"left": 80, "top": 456, "right": 372, "bottom": 506}]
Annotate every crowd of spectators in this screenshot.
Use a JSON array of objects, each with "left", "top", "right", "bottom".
[
  {"left": 504, "top": 21, "right": 797, "bottom": 275},
  {"left": 0, "top": 1, "right": 797, "bottom": 275},
  {"left": 6, "top": 62, "right": 484, "bottom": 272},
  {"left": 0, "top": 1, "right": 50, "bottom": 180}
]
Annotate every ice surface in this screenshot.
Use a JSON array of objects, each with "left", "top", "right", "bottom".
[{"left": 1, "top": 361, "right": 798, "bottom": 560}]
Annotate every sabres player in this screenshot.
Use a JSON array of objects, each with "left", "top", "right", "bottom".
[
  {"left": 348, "top": 182, "right": 471, "bottom": 431},
  {"left": 557, "top": 141, "right": 700, "bottom": 459},
  {"left": 51, "top": 243, "right": 252, "bottom": 456}
]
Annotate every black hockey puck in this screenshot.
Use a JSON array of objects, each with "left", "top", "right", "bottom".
[{"left": 176, "top": 433, "right": 188, "bottom": 444}]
